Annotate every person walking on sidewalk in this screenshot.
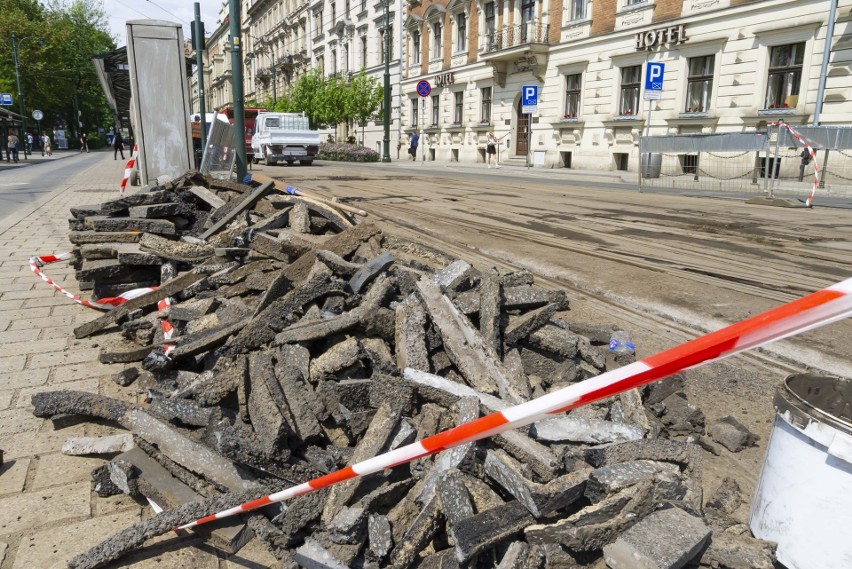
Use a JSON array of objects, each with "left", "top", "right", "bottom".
[
  {"left": 79, "top": 132, "right": 89, "bottom": 153},
  {"left": 408, "top": 133, "right": 419, "bottom": 161},
  {"left": 26, "top": 133, "right": 33, "bottom": 153},
  {"left": 486, "top": 131, "right": 500, "bottom": 168},
  {"left": 42, "top": 133, "right": 52, "bottom": 156},
  {"left": 7, "top": 132, "right": 20, "bottom": 163},
  {"left": 113, "top": 130, "right": 125, "bottom": 160}
]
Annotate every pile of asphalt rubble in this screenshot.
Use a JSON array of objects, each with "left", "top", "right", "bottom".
[{"left": 29, "top": 171, "right": 773, "bottom": 569}]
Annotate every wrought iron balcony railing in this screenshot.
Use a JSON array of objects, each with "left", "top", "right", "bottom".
[{"left": 481, "top": 21, "right": 551, "bottom": 54}]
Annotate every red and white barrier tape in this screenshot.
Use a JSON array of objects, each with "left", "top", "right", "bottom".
[
  {"left": 29, "top": 253, "right": 156, "bottom": 310},
  {"left": 771, "top": 121, "right": 820, "bottom": 207},
  {"left": 177, "top": 276, "right": 852, "bottom": 530},
  {"left": 119, "top": 144, "right": 139, "bottom": 195},
  {"left": 157, "top": 297, "right": 176, "bottom": 355}
]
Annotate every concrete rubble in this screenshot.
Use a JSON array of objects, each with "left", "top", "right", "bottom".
[{"left": 32, "top": 170, "right": 777, "bottom": 568}]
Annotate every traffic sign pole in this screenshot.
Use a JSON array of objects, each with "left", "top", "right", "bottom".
[
  {"left": 642, "top": 62, "right": 665, "bottom": 181},
  {"left": 416, "top": 80, "right": 431, "bottom": 166},
  {"left": 521, "top": 85, "right": 539, "bottom": 170}
]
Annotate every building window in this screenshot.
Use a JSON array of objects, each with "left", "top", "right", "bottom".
[
  {"left": 331, "top": 48, "right": 337, "bottom": 74},
  {"left": 765, "top": 42, "right": 804, "bottom": 109},
  {"left": 380, "top": 27, "right": 393, "bottom": 63},
  {"left": 521, "top": 0, "right": 535, "bottom": 40},
  {"left": 626, "top": 0, "right": 646, "bottom": 5},
  {"left": 481, "top": 87, "right": 492, "bottom": 123},
  {"left": 685, "top": 55, "right": 713, "bottom": 113},
  {"left": 454, "top": 91, "right": 464, "bottom": 124},
  {"left": 570, "top": 0, "right": 586, "bottom": 20},
  {"left": 619, "top": 65, "right": 641, "bottom": 115},
  {"left": 431, "top": 94, "right": 440, "bottom": 125},
  {"left": 315, "top": 11, "right": 323, "bottom": 34},
  {"left": 411, "top": 98, "right": 419, "bottom": 128},
  {"left": 412, "top": 31, "right": 421, "bottom": 64},
  {"left": 484, "top": 2, "right": 495, "bottom": 36},
  {"left": 457, "top": 13, "right": 467, "bottom": 52},
  {"left": 361, "top": 35, "right": 367, "bottom": 68},
  {"left": 331, "top": 2, "right": 336, "bottom": 23},
  {"left": 361, "top": 0, "right": 366, "bottom": 11},
  {"left": 432, "top": 22, "right": 442, "bottom": 57},
  {"left": 564, "top": 73, "right": 581, "bottom": 117}
]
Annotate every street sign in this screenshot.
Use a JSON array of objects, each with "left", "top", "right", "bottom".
[
  {"left": 0, "top": 93, "right": 12, "bottom": 106},
  {"left": 32, "top": 109, "right": 43, "bottom": 121},
  {"left": 416, "top": 80, "right": 432, "bottom": 98},
  {"left": 644, "top": 62, "right": 665, "bottom": 100},
  {"left": 521, "top": 85, "right": 538, "bottom": 114}
]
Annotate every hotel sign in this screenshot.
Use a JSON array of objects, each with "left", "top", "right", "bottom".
[
  {"left": 434, "top": 72, "right": 455, "bottom": 87},
  {"left": 635, "top": 25, "right": 687, "bottom": 51}
]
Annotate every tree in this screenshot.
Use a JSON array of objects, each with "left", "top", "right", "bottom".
[
  {"left": 288, "top": 70, "right": 326, "bottom": 129},
  {"left": 345, "top": 71, "right": 383, "bottom": 144},
  {"left": 0, "top": 0, "right": 115, "bottom": 143}
]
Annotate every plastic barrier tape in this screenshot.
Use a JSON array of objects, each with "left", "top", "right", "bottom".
[{"left": 771, "top": 121, "right": 820, "bottom": 208}]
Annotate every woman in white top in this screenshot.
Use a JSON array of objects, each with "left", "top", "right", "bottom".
[{"left": 486, "top": 131, "right": 500, "bottom": 168}]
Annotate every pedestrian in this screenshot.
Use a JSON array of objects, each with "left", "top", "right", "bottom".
[
  {"left": 26, "top": 133, "right": 33, "bottom": 153},
  {"left": 42, "top": 133, "right": 52, "bottom": 156},
  {"left": 79, "top": 132, "right": 89, "bottom": 153},
  {"left": 7, "top": 132, "right": 20, "bottom": 163},
  {"left": 486, "top": 131, "right": 500, "bottom": 168},
  {"left": 408, "top": 132, "right": 419, "bottom": 161},
  {"left": 113, "top": 130, "right": 125, "bottom": 160}
]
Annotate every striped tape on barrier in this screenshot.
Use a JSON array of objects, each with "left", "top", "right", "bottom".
[
  {"left": 119, "top": 144, "right": 139, "bottom": 195},
  {"left": 177, "top": 276, "right": 852, "bottom": 531},
  {"left": 772, "top": 121, "right": 820, "bottom": 207},
  {"left": 29, "top": 253, "right": 156, "bottom": 310}
]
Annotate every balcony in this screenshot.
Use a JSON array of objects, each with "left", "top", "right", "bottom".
[
  {"left": 481, "top": 21, "right": 551, "bottom": 57},
  {"left": 480, "top": 22, "right": 551, "bottom": 86}
]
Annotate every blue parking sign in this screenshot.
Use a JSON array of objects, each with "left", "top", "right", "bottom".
[
  {"left": 644, "top": 62, "right": 665, "bottom": 100},
  {"left": 0, "top": 93, "right": 13, "bottom": 106},
  {"left": 522, "top": 85, "right": 538, "bottom": 106}
]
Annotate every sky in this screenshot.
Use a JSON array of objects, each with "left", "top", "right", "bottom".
[{"left": 103, "top": 0, "right": 223, "bottom": 47}]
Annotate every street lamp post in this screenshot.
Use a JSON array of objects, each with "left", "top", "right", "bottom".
[
  {"left": 382, "top": 1, "right": 391, "bottom": 163},
  {"left": 10, "top": 32, "right": 41, "bottom": 159}
]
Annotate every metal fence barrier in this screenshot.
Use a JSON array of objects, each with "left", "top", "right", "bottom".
[{"left": 639, "top": 126, "right": 852, "bottom": 198}]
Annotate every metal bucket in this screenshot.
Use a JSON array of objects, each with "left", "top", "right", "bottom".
[{"left": 750, "top": 373, "right": 852, "bottom": 569}]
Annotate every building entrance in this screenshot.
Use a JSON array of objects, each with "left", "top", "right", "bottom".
[{"left": 515, "top": 99, "right": 529, "bottom": 156}]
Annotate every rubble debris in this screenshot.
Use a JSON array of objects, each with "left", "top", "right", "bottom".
[
  {"left": 603, "top": 506, "right": 711, "bottom": 569},
  {"left": 40, "top": 169, "right": 771, "bottom": 568},
  {"left": 61, "top": 434, "right": 135, "bottom": 456},
  {"left": 708, "top": 416, "right": 759, "bottom": 452}
]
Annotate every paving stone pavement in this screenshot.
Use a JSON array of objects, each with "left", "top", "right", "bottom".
[{"left": 0, "top": 154, "right": 278, "bottom": 568}]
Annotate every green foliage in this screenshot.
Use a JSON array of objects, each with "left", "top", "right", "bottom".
[
  {"left": 284, "top": 70, "right": 383, "bottom": 132},
  {"left": 0, "top": 0, "right": 116, "bottom": 139},
  {"left": 346, "top": 71, "right": 384, "bottom": 143}
]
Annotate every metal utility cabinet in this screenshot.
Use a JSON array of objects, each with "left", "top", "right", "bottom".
[{"left": 126, "top": 20, "right": 194, "bottom": 184}]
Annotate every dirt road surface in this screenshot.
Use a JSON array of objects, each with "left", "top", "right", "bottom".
[{"left": 256, "top": 159, "right": 852, "bottom": 515}]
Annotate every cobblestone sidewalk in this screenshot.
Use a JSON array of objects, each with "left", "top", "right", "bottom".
[{"left": 0, "top": 154, "right": 276, "bottom": 568}]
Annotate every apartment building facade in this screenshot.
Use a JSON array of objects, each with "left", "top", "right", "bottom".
[
  {"left": 190, "top": 0, "right": 404, "bottom": 151},
  {"left": 400, "top": 0, "right": 851, "bottom": 170},
  {"left": 191, "top": 0, "right": 850, "bottom": 170}
]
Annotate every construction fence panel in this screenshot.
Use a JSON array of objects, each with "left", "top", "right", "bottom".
[
  {"left": 200, "top": 119, "right": 238, "bottom": 181},
  {"left": 639, "top": 127, "right": 852, "bottom": 197}
]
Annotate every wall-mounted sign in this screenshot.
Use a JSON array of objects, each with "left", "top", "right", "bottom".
[
  {"left": 635, "top": 24, "right": 687, "bottom": 51},
  {"left": 434, "top": 72, "right": 455, "bottom": 87}
]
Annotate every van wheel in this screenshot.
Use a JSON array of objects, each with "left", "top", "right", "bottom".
[
  {"left": 286, "top": 160, "right": 294, "bottom": 166},
  {"left": 299, "top": 160, "right": 313, "bottom": 166}
]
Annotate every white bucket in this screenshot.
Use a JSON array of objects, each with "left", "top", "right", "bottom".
[{"left": 750, "top": 373, "right": 852, "bottom": 569}]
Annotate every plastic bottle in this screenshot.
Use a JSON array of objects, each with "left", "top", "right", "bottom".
[{"left": 609, "top": 330, "right": 635, "bottom": 354}]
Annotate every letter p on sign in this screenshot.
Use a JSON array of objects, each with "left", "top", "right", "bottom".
[{"left": 643, "top": 62, "right": 665, "bottom": 100}]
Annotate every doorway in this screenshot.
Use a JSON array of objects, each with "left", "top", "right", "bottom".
[{"left": 515, "top": 99, "right": 529, "bottom": 156}]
